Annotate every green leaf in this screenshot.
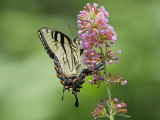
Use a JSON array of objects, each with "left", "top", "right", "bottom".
[{"left": 116, "top": 114, "right": 131, "bottom": 118}]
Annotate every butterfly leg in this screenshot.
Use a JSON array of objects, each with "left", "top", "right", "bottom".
[{"left": 62, "top": 87, "right": 65, "bottom": 101}]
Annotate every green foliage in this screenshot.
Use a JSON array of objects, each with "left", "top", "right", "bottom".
[{"left": 0, "top": 0, "right": 160, "bottom": 120}]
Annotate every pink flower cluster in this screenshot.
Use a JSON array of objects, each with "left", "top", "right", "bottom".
[
  {"left": 83, "top": 49, "right": 100, "bottom": 70},
  {"left": 88, "top": 70, "right": 105, "bottom": 87},
  {"left": 107, "top": 50, "right": 121, "bottom": 65},
  {"left": 112, "top": 100, "right": 127, "bottom": 114},
  {"left": 100, "top": 98, "right": 127, "bottom": 114},
  {"left": 77, "top": 3, "right": 117, "bottom": 69},
  {"left": 91, "top": 104, "right": 105, "bottom": 119},
  {"left": 107, "top": 73, "right": 127, "bottom": 85}
]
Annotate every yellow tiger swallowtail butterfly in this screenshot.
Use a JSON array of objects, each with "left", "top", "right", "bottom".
[{"left": 37, "top": 27, "right": 104, "bottom": 107}]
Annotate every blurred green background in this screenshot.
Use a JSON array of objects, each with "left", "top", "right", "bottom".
[{"left": 0, "top": 0, "right": 160, "bottom": 120}]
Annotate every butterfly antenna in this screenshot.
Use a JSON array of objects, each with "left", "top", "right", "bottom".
[{"left": 67, "top": 25, "right": 74, "bottom": 38}]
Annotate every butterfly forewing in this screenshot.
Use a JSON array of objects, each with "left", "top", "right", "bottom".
[
  {"left": 38, "top": 27, "right": 72, "bottom": 59},
  {"left": 38, "top": 27, "right": 80, "bottom": 84}
]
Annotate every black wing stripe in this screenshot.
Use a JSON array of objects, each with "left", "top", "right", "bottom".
[
  {"left": 60, "top": 33, "right": 73, "bottom": 72},
  {"left": 51, "top": 31, "right": 54, "bottom": 38},
  {"left": 54, "top": 32, "right": 58, "bottom": 42},
  {"left": 54, "top": 32, "right": 58, "bottom": 49},
  {"left": 61, "top": 33, "right": 64, "bottom": 44}
]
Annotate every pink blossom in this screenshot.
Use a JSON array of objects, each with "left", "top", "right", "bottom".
[{"left": 114, "top": 98, "right": 118, "bottom": 102}]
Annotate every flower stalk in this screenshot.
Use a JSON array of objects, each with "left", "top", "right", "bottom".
[
  {"left": 101, "top": 46, "right": 114, "bottom": 120},
  {"left": 77, "top": 3, "right": 129, "bottom": 120}
]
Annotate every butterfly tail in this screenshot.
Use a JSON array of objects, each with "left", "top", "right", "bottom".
[{"left": 73, "top": 92, "right": 79, "bottom": 107}]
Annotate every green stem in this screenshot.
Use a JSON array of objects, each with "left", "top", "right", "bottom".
[
  {"left": 107, "top": 83, "right": 111, "bottom": 102},
  {"left": 100, "top": 48, "right": 114, "bottom": 120},
  {"left": 110, "top": 115, "right": 114, "bottom": 120}
]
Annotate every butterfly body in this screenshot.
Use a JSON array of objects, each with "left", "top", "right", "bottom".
[{"left": 38, "top": 27, "right": 103, "bottom": 107}]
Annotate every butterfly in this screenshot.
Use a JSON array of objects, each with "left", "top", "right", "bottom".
[{"left": 37, "top": 27, "right": 104, "bottom": 107}]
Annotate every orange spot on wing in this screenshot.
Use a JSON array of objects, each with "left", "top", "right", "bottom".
[
  {"left": 55, "top": 66, "right": 58, "bottom": 70},
  {"left": 54, "top": 59, "right": 56, "bottom": 62},
  {"left": 69, "top": 74, "right": 71, "bottom": 78},
  {"left": 61, "top": 80, "right": 64, "bottom": 84},
  {"left": 73, "top": 78, "right": 76, "bottom": 82},
  {"left": 65, "top": 74, "right": 67, "bottom": 78},
  {"left": 58, "top": 74, "right": 61, "bottom": 77}
]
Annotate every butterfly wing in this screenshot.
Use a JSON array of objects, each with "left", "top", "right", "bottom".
[
  {"left": 38, "top": 27, "right": 72, "bottom": 58},
  {"left": 38, "top": 27, "right": 76, "bottom": 76},
  {"left": 73, "top": 48, "right": 104, "bottom": 89},
  {"left": 38, "top": 27, "right": 81, "bottom": 106}
]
